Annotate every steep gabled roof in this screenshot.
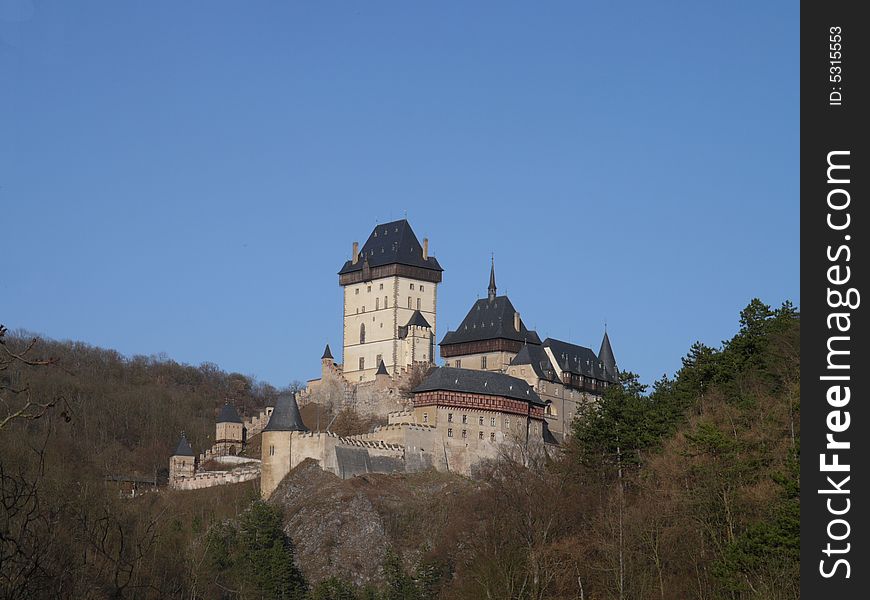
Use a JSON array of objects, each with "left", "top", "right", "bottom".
[
  {"left": 338, "top": 219, "right": 442, "bottom": 275},
  {"left": 543, "top": 338, "right": 618, "bottom": 383},
  {"left": 263, "top": 392, "right": 309, "bottom": 432},
  {"left": 510, "top": 343, "right": 560, "bottom": 382},
  {"left": 413, "top": 367, "right": 545, "bottom": 406},
  {"left": 217, "top": 403, "right": 242, "bottom": 424},
  {"left": 375, "top": 360, "right": 389, "bottom": 376},
  {"left": 598, "top": 331, "right": 618, "bottom": 379},
  {"left": 440, "top": 295, "right": 541, "bottom": 346},
  {"left": 173, "top": 433, "right": 194, "bottom": 457},
  {"left": 406, "top": 310, "right": 431, "bottom": 328},
  {"left": 322, "top": 344, "right": 333, "bottom": 360}
]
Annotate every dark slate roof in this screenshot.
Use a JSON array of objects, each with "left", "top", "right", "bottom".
[
  {"left": 375, "top": 360, "right": 389, "bottom": 376},
  {"left": 322, "top": 344, "right": 333, "bottom": 360},
  {"left": 510, "top": 343, "right": 560, "bottom": 382},
  {"left": 263, "top": 392, "right": 309, "bottom": 432},
  {"left": 406, "top": 310, "right": 431, "bottom": 328},
  {"left": 413, "top": 367, "right": 545, "bottom": 406},
  {"left": 543, "top": 338, "right": 618, "bottom": 383},
  {"left": 598, "top": 331, "right": 618, "bottom": 379},
  {"left": 217, "top": 403, "right": 242, "bottom": 424},
  {"left": 338, "top": 219, "right": 442, "bottom": 275},
  {"left": 440, "top": 295, "right": 542, "bottom": 346},
  {"left": 173, "top": 433, "right": 194, "bottom": 457}
]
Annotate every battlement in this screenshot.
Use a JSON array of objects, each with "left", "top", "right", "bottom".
[
  {"left": 293, "top": 430, "right": 405, "bottom": 452},
  {"left": 170, "top": 462, "right": 261, "bottom": 491},
  {"left": 243, "top": 406, "right": 274, "bottom": 438}
]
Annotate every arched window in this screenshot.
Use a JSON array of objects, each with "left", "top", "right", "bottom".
[
  {"left": 416, "top": 298, "right": 421, "bottom": 310},
  {"left": 408, "top": 297, "right": 412, "bottom": 309},
  {"left": 360, "top": 323, "right": 366, "bottom": 344}
]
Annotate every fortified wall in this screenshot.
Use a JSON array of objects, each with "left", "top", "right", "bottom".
[{"left": 171, "top": 457, "right": 262, "bottom": 491}]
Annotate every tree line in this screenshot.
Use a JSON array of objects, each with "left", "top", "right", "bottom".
[{"left": 1, "top": 299, "right": 799, "bottom": 598}]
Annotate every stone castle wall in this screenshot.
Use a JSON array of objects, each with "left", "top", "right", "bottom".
[{"left": 171, "top": 461, "right": 261, "bottom": 491}]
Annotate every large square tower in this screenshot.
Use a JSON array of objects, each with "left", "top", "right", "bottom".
[{"left": 338, "top": 219, "right": 443, "bottom": 382}]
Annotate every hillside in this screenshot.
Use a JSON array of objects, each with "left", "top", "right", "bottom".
[{"left": 0, "top": 299, "right": 799, "bottom": 599}]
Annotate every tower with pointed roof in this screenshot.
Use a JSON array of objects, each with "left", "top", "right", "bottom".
[
  {"left": 338, "top": 219, "right": 442, "bottom": 382},
  {"left": 440, "top": 261, "right": 540, "bottom": 372},
  {"left": 215, "top": 402, "right": 244, "bottom": 456},
  {"left": 260, "top": 391, "right": 310, "bottom": 498},
  {"left": 169, "top": 432, "right": 196, "bottom": 484}
]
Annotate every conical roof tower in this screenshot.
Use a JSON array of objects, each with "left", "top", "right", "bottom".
[
  {"left": 173, "top": 432, "right": 195, "bottom": 456},
  {"left": 263, "top": 392, "right": 308, "bottom": 432}
]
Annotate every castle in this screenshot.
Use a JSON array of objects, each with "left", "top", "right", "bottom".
[{"left": 169, "top": 219, "right": 618, "bottom": 498}]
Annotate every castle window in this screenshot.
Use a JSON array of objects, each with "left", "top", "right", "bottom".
[
  {"left": 462, "top": 429, "right": 467, "bottom": 439},
  {"left": 407, "top": 297, "right": 412, "bottom": 309},
  {"left": 478, "top": 416, "right": 484, "bottom": 426},
  {"left": 505, "top": 417, "right": 510, "bottom": 428},
  {"left": 360, "top": 324, "right": 366, "bottom": 344},
  {"left": 269, "top": 445, "right": 275, "bottom": 456},
  {"left": 447, "top": 413, "right": 453, "bottom": 423},
  {"left": 423, "top": 412, "right": 428, "bottom": 423},
  {"left": 362, "top": 306, "right": 366, "bottom": 313},
  {"left": 455, "top": 359, "right": 462, "bottom": 368},
  {"left": 367, "top": 286, "right": 371, "bottom": 292},
  {"left": 481, "top": 356, "right": 487, "bottom": 369},
  {"left": 490, "top": 432, "right": 495, "bottom": 442},
  {"left": 410, "top": 283, "right": 415, "bottom": 290},
  {"left": 447, "top": 428, "right": 453, "bottom": 438},
  {"left": 461, "top": 414, "right": 468, "bottom": 424},
  {"left": 375, "top": 298, "right": 379, "bottom": 310},
  {"left": 379, "top": 283, "right": 383, "bottom": 290},
  {"left": 376, "top": 354, "right": 382, "bottom": 366},
  {"left": 490, "top": 416, "right": 496, "bottom": 427},
  {"left": 416, "top": 298, "right": 421, "bottom": 310},
  {"left": 478, "top": 431, "right": 484, "bottom": 440},
  {"left": 359, "top": 357, "right": 365, "bottom": 370},
  {"left": 384, "top": 296, "right": 388, "bottom": 307},
  {"left": 420, "top": 286, "right": 424, "bottom": 292}
]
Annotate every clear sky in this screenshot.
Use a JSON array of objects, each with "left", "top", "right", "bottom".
[{"left": 1, "top": 1, "right": 798, "bottom": 388}]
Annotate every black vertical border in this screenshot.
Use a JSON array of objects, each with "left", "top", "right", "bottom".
[{"left": 801, "top": 1, "right": 868, "bottom": 596}]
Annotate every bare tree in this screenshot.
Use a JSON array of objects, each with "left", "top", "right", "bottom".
[{"left": 0, "top": 325, "right": 68, "bottom": 430}]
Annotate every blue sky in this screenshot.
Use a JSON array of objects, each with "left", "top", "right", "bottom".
[{"left": 1, "top": 1, "right": 798, "bottom": 387}]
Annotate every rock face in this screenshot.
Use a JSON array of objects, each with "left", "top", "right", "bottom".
[{"left": 268, "top": 459, "right": 477, "bottom": 587}]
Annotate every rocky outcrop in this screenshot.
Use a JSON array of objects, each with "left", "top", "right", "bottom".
[{"left": 268, "top": 459, "right": 478, "bottom": 587}]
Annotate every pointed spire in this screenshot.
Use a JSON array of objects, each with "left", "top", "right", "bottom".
[
  {"left": 173, "top": 432, "right": 194, "bottom": 457},
  {"left": 598, "top": 330, "right": 618, "bottom": 380},
  {"left": 322, "top": 344, "right": 333, "bottom": 360},
  {"left": 488, "top": 256, "right": 497, "bottom": 301},
  {"left": 263, "top": 392, "right": 308, "bottom": 432},
  {"left": 376, "top": 360, "right": 389, "bottom": 376}
]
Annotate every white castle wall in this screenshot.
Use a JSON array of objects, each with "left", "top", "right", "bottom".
[{"left": 171, "top": 461, "right": 261, "bottom": 491}]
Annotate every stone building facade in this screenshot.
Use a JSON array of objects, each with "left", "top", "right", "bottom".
[
  {"left": 261, "top": 367, "right": 549, "bottom": 498},
  {"left": 338, "top": 219, "right": 442, "bottom": 382}
]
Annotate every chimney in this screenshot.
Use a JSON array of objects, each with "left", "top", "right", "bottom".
[
  {"left": 422, "top": 238, "right": 429, "bottom": 260},
  {"left": 514, "top": 311, "right": 521, "bottom": 332},
  {"left": 352, "top": 241, "right": 359, "bottom": 264}
]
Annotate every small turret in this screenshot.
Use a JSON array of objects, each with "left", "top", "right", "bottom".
[
  {"left": 216, "top": 402, "right": 244, "bottom": 456},
  {"left": 169, "top": 432, "right": 196, "bottom": 484}
]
